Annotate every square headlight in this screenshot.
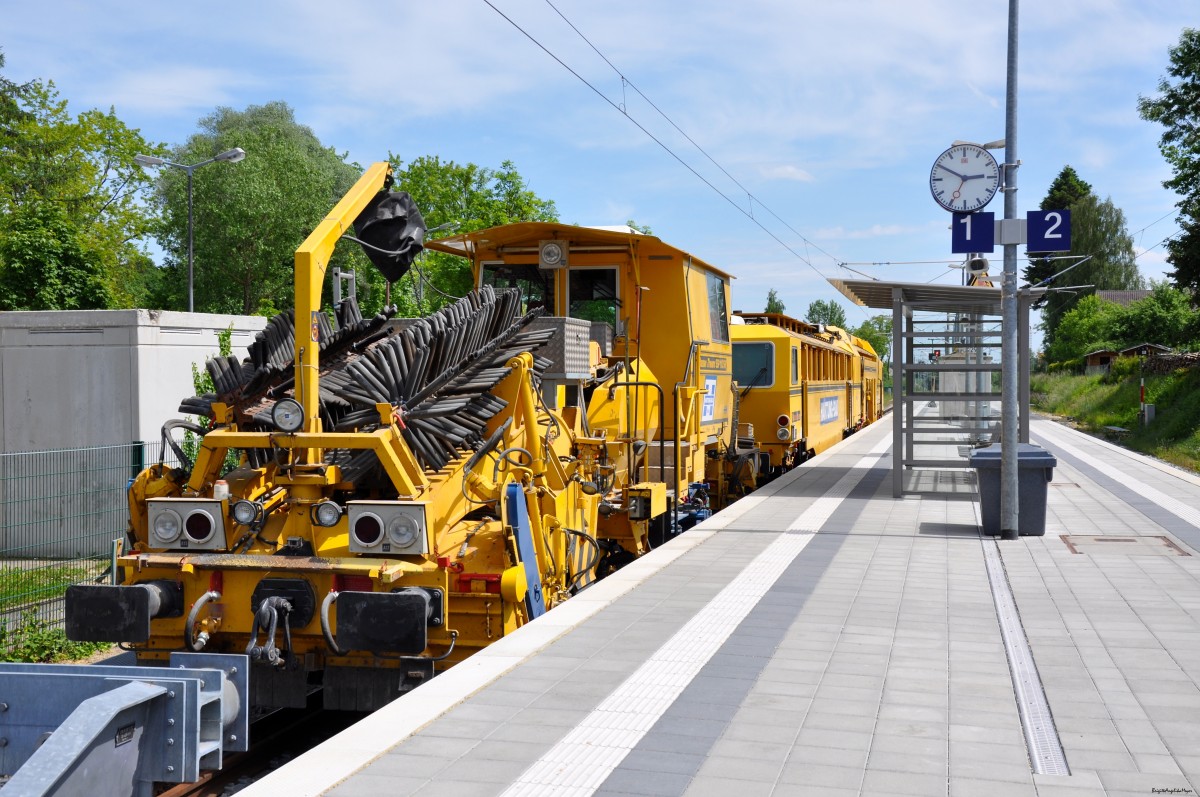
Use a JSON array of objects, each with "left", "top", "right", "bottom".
[
  {"left": 346, "top": 501, "right": 429, "bottom": 555},
  {"left": 147, "top": 498, "right": 227, "bottom": 551}
]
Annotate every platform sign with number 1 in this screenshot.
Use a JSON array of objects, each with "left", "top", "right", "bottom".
[
  {"left": 951, "top": 211, "right": 994, "bottom": 254},
  {"left": 1027, "top": 209, "right": 1071, "bottom": 251}
]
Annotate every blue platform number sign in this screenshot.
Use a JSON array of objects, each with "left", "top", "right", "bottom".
[
  {"left": 951, "top": 212, "right": 994, "bottom": 254},
  {"left": 1028, "top": 209, "right": 1071, "bottom": 251}
]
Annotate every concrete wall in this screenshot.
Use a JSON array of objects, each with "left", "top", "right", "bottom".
[
  {"left": 0, "top": 309, "right": 268, "bottom": 453},
  {"left": 0, "top": 310, "right": 269, "bottom": 557}
]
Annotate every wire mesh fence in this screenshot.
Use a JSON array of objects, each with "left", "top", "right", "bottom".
[{"left": 0, "top": 441, "right": 165, "bottom": 642}]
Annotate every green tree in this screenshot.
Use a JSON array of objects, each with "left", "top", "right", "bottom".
[
  {"left": 764, "top": 289, "right": 785, "bottom": 314},
  {"left": 852, "top": 315, "right": 892, "bottom": 362},
  {"left": 1024, "top": 166, "right": 1093, "bottom": 289},
  {"left": 1115, "top": 282, "right": 1200, "bottom": 349},
  {"left": 148, "top": 101, "right": 368, "bottom": 315},
  {"left": 0, "top": 57, "right": 163, "bottom": 309},
  {"left": 1035, "top": 194, "right": 1144, "bottom": 349},
  {"left": 0, "top": 202, "right": 110, "bottom": 310},
  {"left": 387, "top": 155, "right": 557, "bottom": 315},
  {"left": 1045, "top": 294, "right": 1123, "bottom": 363},
  {"left": 806, "top": 299, "right": 847, "bottom": 328},
  {"left": 1138, "top": 28, "right": 1200, "bottom": 302},
  {"left": 852, "top": 314, "right": 893, "bottom": 385}
]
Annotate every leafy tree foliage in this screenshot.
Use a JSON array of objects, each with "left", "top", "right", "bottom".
[
  {"left": 1024, "top": 166, "right": 1093, "bottom": 289},
  {"left": 852, "top": 314, "right": 893, "bottom": 385},
  {"left": 1040, "top": 166, "right": 1093, "bottom": 213},
  {"left": 0, "top": 54, "right": 162, "bottom": 309},
  {"left": 387, "top": 155, "right": 557, "bottom": 315},
  {"left": 1045, "top": 283, "right": 1200, "bottom": 363},
  {"left": 805, "top": 299, "right": 847, "bottom": 328},
  {"left": 147, "top": 102, "right": 368, "bottom": 315},
  {"left": 1139, "top": 27, "right": 1200, "bottom": 302},
  {"left": 0, "top": 202, "right": 110, "bottom": 310},
  {"left": 1114, "top": 281, "right": 1200, "bottom": 348},
  {"left": 852, "top": 315, "right": 892, "bottom": 362},
  {"left": 1031, "top": 192, "right": 1144, "bottom": 350},
  {"left": 764, "top": 288, "right": 785, "bottom": 314},
  {"left": 1044, "top": 294, "right": 1123, "bottom": 363}
]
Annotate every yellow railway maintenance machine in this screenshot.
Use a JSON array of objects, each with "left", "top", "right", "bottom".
[
  {"left": 730, "top": 312, "right": 883, "bottom": 477},
  {"left": 64, "top": 164, "right": 735, "bottom": 713}
]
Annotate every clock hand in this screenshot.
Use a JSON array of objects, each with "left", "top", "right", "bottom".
[
  {"left": 937, "top": 163, "right": 967, "bottom": 180},
  {"left": 960, "top": 173, "right": 988, "bottom": 181}
]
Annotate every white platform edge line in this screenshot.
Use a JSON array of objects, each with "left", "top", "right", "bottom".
[
  {"left": 500, "top": 442, "right": 890, "bottom": 795},
  {"left": 235, "top": 424, "right": 893, "bottom": 797}
]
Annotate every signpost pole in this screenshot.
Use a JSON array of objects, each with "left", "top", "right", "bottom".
[{"left": 1000, "top": 0, "right": 1020, "bottom": 540}]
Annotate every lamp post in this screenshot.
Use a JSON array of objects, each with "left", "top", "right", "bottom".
[{"left": 134, "top": 147, "right": 246, "bottom": 312}]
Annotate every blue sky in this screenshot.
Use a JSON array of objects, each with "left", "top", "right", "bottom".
[{"left": 4, "top": 1, "right": 1192, "bottom": 338}]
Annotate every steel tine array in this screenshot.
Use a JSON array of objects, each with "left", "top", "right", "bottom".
[{"left": 174, "top": 286, "right": 558, "bottom": 486}]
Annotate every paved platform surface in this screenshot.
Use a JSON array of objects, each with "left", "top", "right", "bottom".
[{"left": 244, "top": 416, "right": 1200, "bottom": 797}]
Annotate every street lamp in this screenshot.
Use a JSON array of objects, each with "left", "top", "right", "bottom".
[{"left": 134, "top": 147, "right": 246, "bottom": 312}]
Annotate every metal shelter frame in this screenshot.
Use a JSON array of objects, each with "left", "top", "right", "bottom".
[{"left": 830, "top": 279, "right": 1046, "bottom": 497}]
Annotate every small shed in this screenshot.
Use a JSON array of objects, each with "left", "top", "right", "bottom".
[
  {"left": 1085, "top": 349, "right": 1118, "bottom": 375},
  {"left": 1119, "top": 343, "right": 1171, "bottom": 359}
]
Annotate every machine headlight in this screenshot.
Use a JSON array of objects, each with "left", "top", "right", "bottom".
[
  {"left": 387, "top": 514, "right": 420, "bottom": 548},
  {"left": 231, "top": 499, "right": 261, "bottom": 526},
  {"left": 271, "top": 398, "right": 305, "bottom": 433},
  {"left": 184, "top": 509, "right": 217, "bottom": 543},
  {"left": 152, "top": 509, "right": 182, "bottom": 543},
  {"left": 776, "top": 427, "right": 791, "bottom": 441},
  {"left": 312, "top": 501, "right": 342, "bottom": 527},
  {"left": 351, "top": 513, "right": 384, "bottom": 547}
]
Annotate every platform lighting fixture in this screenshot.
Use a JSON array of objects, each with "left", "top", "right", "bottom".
[{"left": 133, "top": 147, "right": 247, "bottom": 312}]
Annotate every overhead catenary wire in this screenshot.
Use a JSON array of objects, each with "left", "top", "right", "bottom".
[
  {"left": 481, "top": 0, "right": 836, "bottom": 284},
  {"left": 539, "top": 0, "right": 844, "bottom": 269}
]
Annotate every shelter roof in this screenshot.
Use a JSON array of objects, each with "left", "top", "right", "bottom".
[{"left": 829, "top": 278, "right": 1047, "bottom": 316}]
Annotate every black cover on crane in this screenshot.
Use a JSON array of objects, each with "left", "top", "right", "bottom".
[{"left": 352, "top": 191, "right": 426, "bottom": 282}]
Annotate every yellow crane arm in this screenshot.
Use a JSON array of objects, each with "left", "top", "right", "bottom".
[{"left": 292, "top": 162, "right": 393, "bottom": 434}]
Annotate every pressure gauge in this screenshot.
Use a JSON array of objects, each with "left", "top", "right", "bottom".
[{"left": 271, "top": 398, "right": 305, "bottom": 433}]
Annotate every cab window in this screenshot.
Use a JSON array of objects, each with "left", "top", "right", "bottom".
[{"left": 732, "top": 342, "right": 773, "bottom": 388}]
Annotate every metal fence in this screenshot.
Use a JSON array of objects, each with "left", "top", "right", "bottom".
[{"left": 0, "top": 441, "right": 163, "bottom": 637}]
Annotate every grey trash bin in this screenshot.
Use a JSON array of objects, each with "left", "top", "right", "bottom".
[{"left": 968, "top": 443, "right": 1057, "bottom": 536}]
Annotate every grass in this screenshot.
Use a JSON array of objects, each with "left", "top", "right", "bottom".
[
  {"left": 0, "top": 610, "right": 109, "bottom": 663},
  {"left": 1031, "top": 367, "right": 1200, "bottom": 473},
  {"left": 0, "top": 564, "right": 112, "bottom": 662},
  {"left": 0, "top": 563, "right": 100, "bottom": 611}
]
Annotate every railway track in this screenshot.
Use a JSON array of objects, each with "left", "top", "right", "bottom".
[{"left": 155, "top": 703, "right": 363, "bottom": 797}]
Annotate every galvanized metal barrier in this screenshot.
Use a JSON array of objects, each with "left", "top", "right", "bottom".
[{"left": 0, "top": 652, "right": 249, "bottom": 796}]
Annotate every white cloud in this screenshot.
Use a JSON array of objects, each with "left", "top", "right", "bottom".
[
  {"left": 813, "top": 223, "right": 933, "bottom": 241},
  {"left": 759, "top": 164, "right": 814, "bottom": 183}
]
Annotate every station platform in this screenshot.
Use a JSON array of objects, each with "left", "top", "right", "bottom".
[{"left": 242, "top": 415, "right": 1200, "bottom": 797}]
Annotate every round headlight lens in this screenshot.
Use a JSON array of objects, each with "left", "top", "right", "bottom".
[
  {"left": 271, "top": 398, "right": 305, "bottom": 433},
  {"left": 313, "top": 501, "right": 342, "bottom": 527},
  {"left": 352, "top": 513, "right": 383, "bottom": 546},
  {"left": 152, "top": 509, "right": 182, "bottom": 543},
  {"left": 231, "top": 499, "right": 260, "bottom": 526},
  {"left": 184, "top": 510, "right": 216, "bottom": 543},
  {"left": 387, "top": 515, "right": 420, "bottom": 548},
  {"left": 776, "top": 427, "right": 791, "bottom": 441}
]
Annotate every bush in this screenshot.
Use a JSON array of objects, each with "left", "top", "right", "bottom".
[{"left": 0, "top": 611, "right": 108, "bottom": 663}]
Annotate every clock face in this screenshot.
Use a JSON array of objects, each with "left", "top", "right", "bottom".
[{"left": 929, "top": 145, "right": 1000, "bottom": 212}]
